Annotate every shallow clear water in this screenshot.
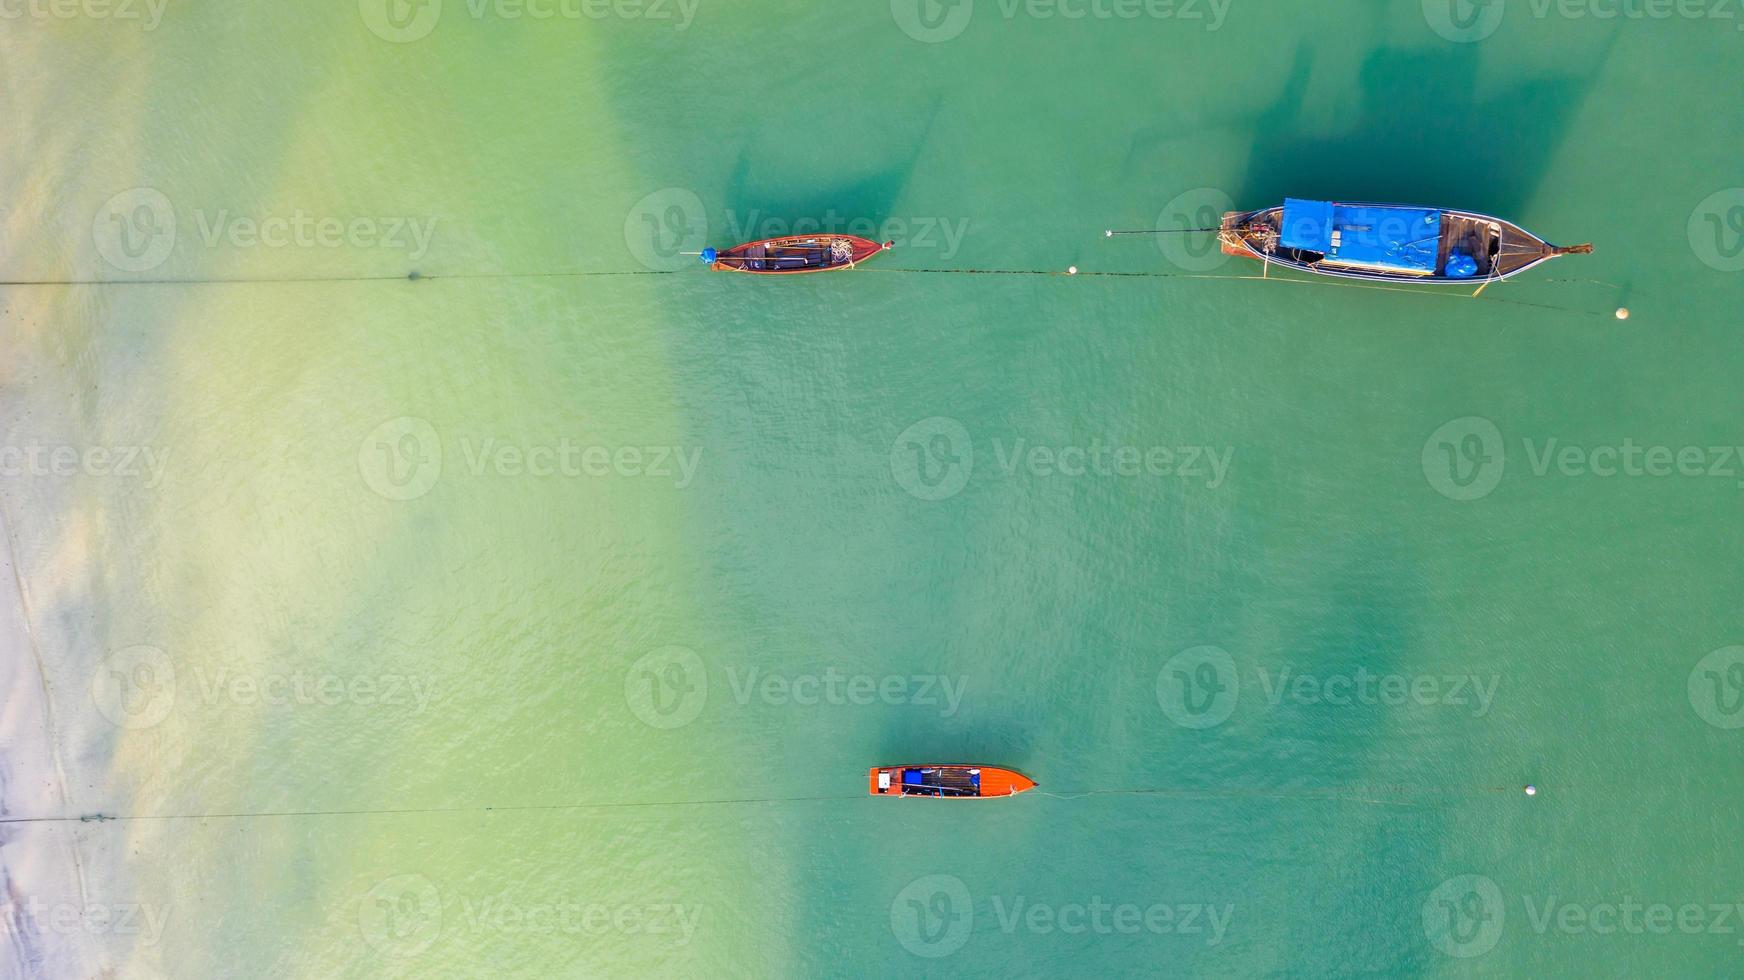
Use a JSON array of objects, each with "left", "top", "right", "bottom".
[{"left": 3, "top": 1, "right": 1744, "bottom": 976}]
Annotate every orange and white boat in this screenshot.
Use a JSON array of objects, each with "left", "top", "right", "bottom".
[{"left": 868, "top": 765, "right": 1037, "bottom": 799}]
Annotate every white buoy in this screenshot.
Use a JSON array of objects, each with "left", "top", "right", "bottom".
[
  {"left": 1104, "top": 230, "right": 1113, "bottom": 238},
  {"left": 1068, "top": 266, "right": 1078, "bottom": 275},
  {"left": 1524, "top": 784, "right": 1538, "bottom": 797},
  {"left": 1615, "top": 307, "right": 1630, "bottom": 321}
]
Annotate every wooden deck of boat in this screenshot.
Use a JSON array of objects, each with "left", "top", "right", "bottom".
[
  {"left": 1225, "top": 207, "right": 1559, "bottom": 281},
  {"left": 1439, "top": 213, "right": 1543, "bottom": 279}
]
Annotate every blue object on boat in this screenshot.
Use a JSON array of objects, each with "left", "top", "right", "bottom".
[
  {"left": 1280, "top": 200, "right": 1442, "bottom": 275},
  {"left": 903, "top": 769, "right": 925, "bottom": 785},
  {"left": 1446, "top": 250, "right": 1480, "bottom": 279},
  {"left": 1279, "top": 199, "right": 1335, "bottom": 252},
  {"left": 700, "top": 247, "right": 717, "bottom": 264}
]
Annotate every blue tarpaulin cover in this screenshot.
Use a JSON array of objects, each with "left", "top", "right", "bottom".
[
  {"left": 1280, "top": 199, "right": 1442, "bottom": 275},
  {"left": 903, "top": 769, "right": 925, "bottom": 785}
]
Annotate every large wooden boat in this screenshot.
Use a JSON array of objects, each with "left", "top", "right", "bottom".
[
  {"left": 1220, "top": 199, "right": 1591, "bottom": 286},
  {"left": 703, "top": 234, "right": 892, "bottom": 274},
  {"left": 868, "top": 765, "right": 1037, "bottom": 799}
]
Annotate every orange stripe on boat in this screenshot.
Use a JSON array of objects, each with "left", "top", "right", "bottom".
[{"left": 868, "top": 765, "right": 1037, "bottom": 799}]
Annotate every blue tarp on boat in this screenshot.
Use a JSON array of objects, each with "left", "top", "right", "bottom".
[{"left": 1280, "top": 199, "right": 1442, "bottom": 275}]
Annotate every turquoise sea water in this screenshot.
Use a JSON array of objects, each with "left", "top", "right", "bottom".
[{"left": 3, "top": 1, "right": 1744, "bottom": 976}]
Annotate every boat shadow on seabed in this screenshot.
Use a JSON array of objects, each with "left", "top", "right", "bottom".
[{"left": 1232, "top": 35, "right": 1615, "bottom": 215}]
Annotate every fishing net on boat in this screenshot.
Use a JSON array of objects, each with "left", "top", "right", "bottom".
[
  {"left": 830, "top": 238, "right": 854, "bottom": 264},
  {"left": 1244, "top": 219, "right": 1280, "bottom": 254}
]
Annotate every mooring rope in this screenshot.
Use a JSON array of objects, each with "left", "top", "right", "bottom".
[
  {"left": 0, "top": 265, "right": 1623, "bottom": 318},
  {"left": 0, "top": 782, "right": 1549, "bottom": 826}
]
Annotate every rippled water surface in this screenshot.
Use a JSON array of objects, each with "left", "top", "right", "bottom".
[{"left": 3, "top": 2, "right": 1743, "bottom": 976}]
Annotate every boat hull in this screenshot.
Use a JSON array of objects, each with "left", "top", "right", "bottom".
[
  {"left": 868, "top": 765, "right": 1037, "bottom": 799},
  {"left": 711, "top": 234, "right": 891, "bottom": 275},
  {"left": 1220, "top": 204, "right": 1584, "bottom": 285}
]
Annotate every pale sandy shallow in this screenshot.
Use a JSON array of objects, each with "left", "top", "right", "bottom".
[{"left": 1, "top": 497, "right": 133, "bottom": 979}]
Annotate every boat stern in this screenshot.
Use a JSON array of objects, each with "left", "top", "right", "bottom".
[{"left": 869, "top": 767, "right": 894, "bottom": 796}]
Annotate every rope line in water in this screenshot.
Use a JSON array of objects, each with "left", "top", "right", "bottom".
[
  {"left": 0, "top": 270, "right": 676, "bottom": 287},
  {"left": 0, "top": 784, "right": 1546, "bottom": 825},
  {"left": 0, "top": 266, "right": 1622, "bottom": 317}
]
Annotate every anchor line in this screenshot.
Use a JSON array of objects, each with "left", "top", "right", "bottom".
[{"left": 0, "top": 783, "right": 1554, "bottom": 825}]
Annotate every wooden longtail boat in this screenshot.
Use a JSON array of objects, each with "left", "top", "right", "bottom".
[
  {"left": 869, "top": 765, "right": 1037, "bottom": 799},
  {"left": 1219, "top": 199, "right": 1591, "bottom": 287},
  {"left": 702, "top": 234, "right": 893, "bottom": 274}
]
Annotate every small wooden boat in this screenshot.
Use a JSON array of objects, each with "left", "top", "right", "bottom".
[
  {"left": 702, "top": 234, "right": 893, "bottom": 274},
  {"left": 868, "top": 765, "right": 1037, "bottom": 799},
  {"left": 1220, "top": 199, "right": 1591, "bottom": 287}
]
